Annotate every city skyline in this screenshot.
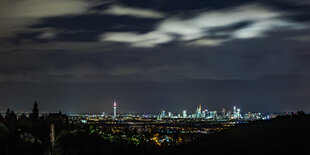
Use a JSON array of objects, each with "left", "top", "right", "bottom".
[
  {"left": 2, "top": 101, "right": 272, "bottom": 123},
  {"left": 0, "top": 100, "right": 281, "bottom": 116}
]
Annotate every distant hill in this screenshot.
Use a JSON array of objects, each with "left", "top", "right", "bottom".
[{"left": 174, "top": 114, "right": 310, "bottom": 155}]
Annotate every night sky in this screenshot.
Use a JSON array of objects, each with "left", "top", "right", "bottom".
[{"left": 1, "top": 0, "right": 310, "bottom": 114}]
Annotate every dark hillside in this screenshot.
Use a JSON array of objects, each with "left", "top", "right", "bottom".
[{"left": 175, "top": 114, "right": 310, "bottom": 155}]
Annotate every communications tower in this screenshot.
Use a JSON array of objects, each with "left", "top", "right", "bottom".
[{"left": 113, "top": 100, "right": 117, "bottom": 119}]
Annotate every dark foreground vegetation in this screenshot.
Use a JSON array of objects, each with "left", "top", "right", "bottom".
[
  {"left": 174, "top": 112, "right": 310, "bottom": 155},
  {"left": 0, "top": 111, "right": 309, "bottom": 155}
]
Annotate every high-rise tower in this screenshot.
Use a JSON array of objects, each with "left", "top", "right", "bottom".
[
  {"left": 196, "top": 105, "right": 202, "bottom": 118},
  {"left": 233, "top": 106, "right": 237, "bottom": 118},
  {"left": 32, "top": 101, "right": 39, "bottom": 120},
  {"left": 183, "top": 110, "right": 187, "bottom": 118},
  {"left": 161, "top": 110, "right": 166, "bottom": 118},
  {"left": 222, "top": 108, "right": 226, "bottom": 118},
  {"left": 113, "top": 100, "right": 117, "bottom": 119}
]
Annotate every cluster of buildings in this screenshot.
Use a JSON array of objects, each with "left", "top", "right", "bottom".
[
  {"left": 159, "top": 105, "right": 267, "bottom": 120},
  {"left": 161, "top": 105, "right": 241, "bottom": 119}
]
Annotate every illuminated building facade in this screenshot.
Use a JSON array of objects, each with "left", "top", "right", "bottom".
[
  {"left": 161, "top": 110, "right": 165, "bottom": 118},
  {"left": 183, "top": 110, "right": 187, "bottom": 118},
  {"left": 196, "top": 105, "right": 202, "bottom": 118}
]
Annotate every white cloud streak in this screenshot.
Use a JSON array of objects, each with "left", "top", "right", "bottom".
[
  {"left": 101, "top": 4, "right": 166, "bottom": 19},
  {"left": 187, "top": 38, "right": 230, "bottom": 46},
  {"left": 100, "top": 4, "right": 306, "bottom": 47},
  {"left": 0, "top": 0, "right": 98, "bottom": 38},
  {"left": 101, "top": 31, "right": 173, "bottom": 47}
]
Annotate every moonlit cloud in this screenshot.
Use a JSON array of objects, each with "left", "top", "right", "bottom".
[
  {"left": 187, "top": 38, "right": 230, "bottom": 46},
  {"left": 36, "top": 29, "right": 59, "bottom": 39},
  {"left": 100, "top": 3, "right": 307, "bottom": 47},
  {"left": 101, "top": 4, "right": 166, "bottom": 19},
  {"left": 100, "top": 31, "right": 173, "bottom": 47},
  {"left": 157, "top": 4, "right": 281, "bottom": 40},
  {"left": 0, "top": 0, "right": 98, "bottom": 38},
  {"left": 232, "top": 19, "right": 306, "bottom": 39}
]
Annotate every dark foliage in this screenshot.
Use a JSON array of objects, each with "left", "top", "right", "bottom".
[
  {"left": 171, "top": 114, "right": 310, "bottom": 155},
  {"left": 1, "top": 112, "right": 310, "bottom": 155}
]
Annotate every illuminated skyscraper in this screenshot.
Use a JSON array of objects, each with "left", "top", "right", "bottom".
[
  {"left": 247, "top": 112, "right": 251, "bottom": 119},
  {"left": 210, "top": 111, "right": 216, "bottom": 119},
  {"left": 196, "top": 105, "right": 202, "bottom": 118},
  {"left": 202, "top": 110, "right": 206, "bottom": 118},
  {"left": 161, "top": 110, "right": 165, "bottom": 117},
  {"left": 233, "top": 106, "right": 237, "bottom": 118},
  {"left": 168, "top": 112, "right": 172, "bottom": 117},
  {"left": 214, "top": 111, "right": 217, "bottom": 119},
  {"left": 205, "top": 109, "right": 209, "bottom": 118},
  {"left": 227, "top": 111, "right": 232, "bottom": 119},
  {"left": 113, "top": 100, "right": 117, "bottom": 119},
  {"left": 237, "top": 108, "right": 241, "bottom": 118},
  {"left": 222, "top": 108, "right": 226, "bottom": 118},
  {"left": 183, "top": 110, "right": 187, "bottom": 118}
]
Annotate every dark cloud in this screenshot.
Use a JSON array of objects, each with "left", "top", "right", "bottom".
[{"left": 0, "top": 0, "right": 100, "bottom": 39}]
